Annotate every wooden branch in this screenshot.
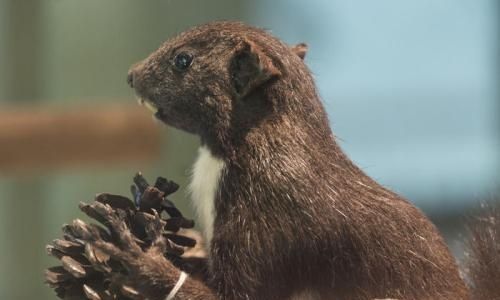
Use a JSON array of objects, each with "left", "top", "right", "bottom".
[{"left": 0, "top": 104, "right": 162, "bottom": 173}]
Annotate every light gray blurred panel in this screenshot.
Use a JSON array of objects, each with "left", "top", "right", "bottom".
[
  {"left": 252, "top": 1, "right": 497, "bottom": 89},
  {"left": 331, "top": 90, "right": 499, "bottom": 205},
  {"left": 252, "top": 0, "right": 499, "bottom": 210}
]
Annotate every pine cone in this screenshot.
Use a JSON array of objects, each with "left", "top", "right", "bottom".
[{"left": 45, "top": 173, "right": 197, "bottom": 300}]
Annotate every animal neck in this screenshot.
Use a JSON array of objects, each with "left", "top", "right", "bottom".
[{"left": 188, "top": 145, "right": 225, "bottom": 246}]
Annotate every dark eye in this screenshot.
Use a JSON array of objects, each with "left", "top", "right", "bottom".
[{"left": 173, "top": 52, "right": 193, "bottom": 71}]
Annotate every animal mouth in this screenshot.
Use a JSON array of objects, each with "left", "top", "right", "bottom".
[
  {"left": 136, "top": 96, "right": 193, "bottom": 133},
  {"left": 137, "top": 97, "right": 167, "bottom": 123}
]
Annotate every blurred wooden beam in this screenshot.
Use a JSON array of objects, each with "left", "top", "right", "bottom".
[{"left": 0, "top": 104, "right": 162, "bottom": 173}]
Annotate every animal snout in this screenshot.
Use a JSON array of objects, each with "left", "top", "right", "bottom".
[
  {"left": 127, "top": 61, "right": 144, "bottom": 88},
  {"left": 127, "top": 70, "right": 135, "bottom": 88}
]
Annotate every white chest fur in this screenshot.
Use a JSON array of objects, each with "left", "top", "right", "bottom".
[{"left": 188, "top": 146, "right": 225, "bottom": 246}]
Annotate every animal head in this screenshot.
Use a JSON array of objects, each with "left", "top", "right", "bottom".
[{"left": 127, "top": 21, "right": 312, "bottom": 155}]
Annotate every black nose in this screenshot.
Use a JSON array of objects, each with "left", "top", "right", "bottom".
[{"left": 127, "top": 71, "right": 134, "bottom": 88}]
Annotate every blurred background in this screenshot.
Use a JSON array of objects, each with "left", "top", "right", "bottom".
[{"left": 0, "top": 0, "right": 498, "bottom": 298}]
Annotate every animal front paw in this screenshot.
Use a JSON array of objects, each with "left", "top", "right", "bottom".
[{"left": 81, "top": 203, "right": 180, "bottom": 299}]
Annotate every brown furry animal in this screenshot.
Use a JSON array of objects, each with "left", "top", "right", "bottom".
[{"left": 123, "top": 21, "right": 475, "bottom": 299}]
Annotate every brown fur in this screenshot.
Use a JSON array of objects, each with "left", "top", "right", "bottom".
[
  {"left": 128, "top": 21, "right": 469, "bottom": 299},
  {"left": 464, "top": 203, "right": 500, "bottom": 300}
]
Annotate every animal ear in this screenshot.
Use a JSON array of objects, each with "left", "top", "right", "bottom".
[
  {"left": 291, "top": 43, "right": 308, "bottom": 60},
  {"left": 230, "top": 40, "right": 281, "bottom": 98}
]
